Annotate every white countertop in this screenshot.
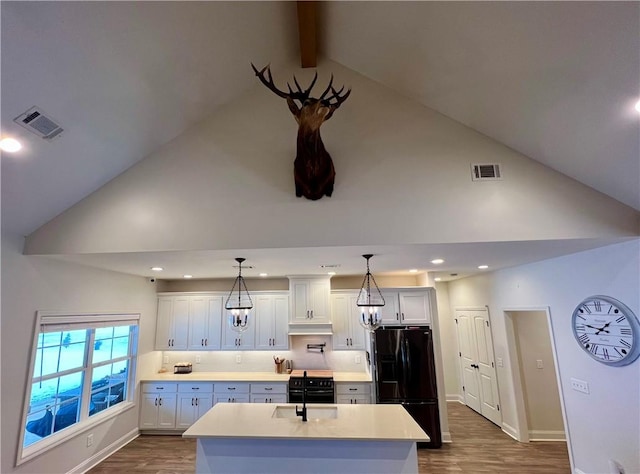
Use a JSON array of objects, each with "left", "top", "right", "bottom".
[
  {"left": 141, "top": 371, "right": 372, "bottom": 383},
  {"left": 182, "top": 403, "right": 429, "bottom": 442}
]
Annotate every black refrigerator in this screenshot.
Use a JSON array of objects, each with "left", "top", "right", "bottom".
[{"left": 373, "top": 327, "right": 442, "bottom": 448}]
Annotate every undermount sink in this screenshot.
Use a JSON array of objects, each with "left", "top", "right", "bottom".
[{"left": 272, "top": 405, "right": 338, "bottom": 419}]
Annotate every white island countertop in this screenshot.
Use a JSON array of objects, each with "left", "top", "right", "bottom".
[
  {"left": 141, "top": 371, "right": 372, "bottom": 383},
  {"left": 182, "top": 403, "right": 428, "bottom": 442}
]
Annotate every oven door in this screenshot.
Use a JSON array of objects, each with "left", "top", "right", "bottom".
[{"left": 288, "top": 389, "right": 335, "bottom": 404}]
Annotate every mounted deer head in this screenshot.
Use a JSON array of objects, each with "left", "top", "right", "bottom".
[{"left": 252, "top": 64, "right": 351, "bottom": 200}]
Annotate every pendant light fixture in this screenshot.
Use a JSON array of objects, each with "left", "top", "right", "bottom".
[
  {"left": 225, "top": 258, "right": 253, "bottom": 332},
  {"left": 356, "top": 254, "right": 385, "bottom": 331}
]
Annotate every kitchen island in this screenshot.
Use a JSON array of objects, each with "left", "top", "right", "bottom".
[{"left": 182, "top": 402, "right": 428, "bottom": 473}]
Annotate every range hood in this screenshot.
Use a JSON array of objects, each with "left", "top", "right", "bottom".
[{"left": 288, "top": 322, "right": 333, "bottom": 336}]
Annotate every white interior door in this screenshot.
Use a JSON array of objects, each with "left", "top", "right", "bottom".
[
  {"left": 473, "top": 314, "right": 502, "bottom": 425},
  {"left": 455, "top": 308, "right": 502, "bottom": 426},
  {"left": 456, "top": 312, "right": 481, "bottom": 413}
]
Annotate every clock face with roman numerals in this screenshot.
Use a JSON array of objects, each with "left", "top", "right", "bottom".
[{"left": 572, "top": 295, "right": 640, "bottom": 367}]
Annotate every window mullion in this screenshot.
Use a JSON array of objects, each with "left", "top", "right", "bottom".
[{"left": 80, "top": 329, "right": 95, "bottom": 421}]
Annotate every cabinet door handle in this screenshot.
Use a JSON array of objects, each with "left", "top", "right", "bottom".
[
  {"left": 306, "top": 310, "right": 309, "bottom": 318},
  {"left": 191, "top": 398, "right": 194, "bottom": 406},
  {"left": 396, "top": 312, "right": 399, "bottom": 320},
  {"left": 195, "top": 398, "right": 199, "bottom": 406},
  {"left": 168, "top": 338, "right": 171, "bottom": 347},
  {"left": 155, "top": 397, "right": 158, "bottom": 406},
  {"left": 158, "top": 398, "right": 162, "bottom": 406},
  {"left": 310, "top": 310, "right": 314, "bottom": 319},
  {"left": 205, "top": 338, "right": 208, "bottom": 346},
  {"left": 401, "top": 313, "right": 405, "bottom": 321}
]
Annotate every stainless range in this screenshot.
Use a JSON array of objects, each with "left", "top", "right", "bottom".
[{"left": 288, "top": 370, "right": 335, "bottom": 403}]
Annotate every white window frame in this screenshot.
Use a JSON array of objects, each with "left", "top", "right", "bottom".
[{"left": 17, "top": 311, "right": 140, "bottom": 466}]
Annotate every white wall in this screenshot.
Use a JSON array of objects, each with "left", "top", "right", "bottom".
[
  {"left": 433, "top": 282, "right": 461, "bottom": 400},
  {"left": 511, "top": 310, "right": 564, "bottom": 437},
  {"left": 0, "top": 232, "right": 159, "bottom": 474},
  {"left": 447, "top": 240, "right": 640, "bottom": 474},
  {"left": 24, "top": 60, "right": 638, "bottom": 256}
]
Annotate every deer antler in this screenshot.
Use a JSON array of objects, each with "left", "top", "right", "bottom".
[{"left": 252, "top": 63, "right": 319, "bottom": 105}]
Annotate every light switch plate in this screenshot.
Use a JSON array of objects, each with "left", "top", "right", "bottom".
[
  {"left": 496, "top": 357, "right": 503, "bottom": 367},
  {"left": 163, "top": 355, "right": 169, "bottom": 364},
  {"left": 536, "top": 359, "right": 543, "bottom": 369},
  {"left": 195, "top": 355, "right": 201, "bottom": 364},
  {"left": 236, "top": 355, "right": 242, "bottom": 364},
  {"left": 571, "top": 377, "right": 589, "bottom": 394}
]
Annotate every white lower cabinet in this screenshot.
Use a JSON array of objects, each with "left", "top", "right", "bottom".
[
  {"left": 214, "top": 382, "right": 250, "bottom": 404},
  {"left": 176, "top": 383, "right": 214, "bottom": 429},
  {"left": 335, "top": 382, "right": 372, "bottom": 404},
  {"left": 140, "top": 383, "right": 178, "bottom": 429},
  {"left": 250, "top": 382, "right": 287, "bottom": 403}
]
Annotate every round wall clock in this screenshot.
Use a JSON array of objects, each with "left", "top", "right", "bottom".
[{"left": 572, "top": 295, "right": 640, "bottom": 367}]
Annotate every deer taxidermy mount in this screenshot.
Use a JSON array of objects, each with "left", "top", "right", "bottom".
[{"left": 252, "top": 64, "right": 351, "bottom": 200}]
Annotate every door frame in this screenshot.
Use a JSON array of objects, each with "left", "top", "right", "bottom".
[{"left": 503, "top": 306, "right": 575, "bottom": 470}]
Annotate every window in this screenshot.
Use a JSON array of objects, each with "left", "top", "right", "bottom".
[{"left": 18, "top": 312, "right": 139, "bottom": 464}]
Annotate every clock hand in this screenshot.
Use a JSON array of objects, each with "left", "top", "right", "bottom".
[{"left": 595, "top": 321, "right": 612, "bottom": 335}]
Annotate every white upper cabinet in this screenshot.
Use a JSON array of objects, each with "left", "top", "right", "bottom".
[
  {"left": 289, "top": 277, "right": 331, "bottom": 324},
  {"left": 221, "top": 311, "right": 256, "bottom": 350},
  {"left": 377, "top": 289, "right": 433, "bottom": 326},
  {"left": 331, "top": 293, "right": 366, "bottom": 350},
  {"left": 156, "top": 295, "right": 222, "bottom": 350},
  {"left": 155, "top": 296, "right": 190, "bottom": 350},
  {"left": 254, "top": 293, "right": 289, "bottom": 350},
  {"left": 379, "top": 290, "right": 402, "bottom": 325},
  {"left": 188, "top": 295, "right": 223, "bottom": 350}
]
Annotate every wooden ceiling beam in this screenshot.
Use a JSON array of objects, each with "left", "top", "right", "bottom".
[{"left": 297, "top": 1, "right": 317, "bottom": 68}]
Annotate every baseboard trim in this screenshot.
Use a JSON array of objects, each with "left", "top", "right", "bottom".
[
  {"left": 528, "top": 430, "right": 566, "bottom": 441},
  {"left": 442, "top": 431, "right": 452, "bottom": 443},
  {"left": 68, "top": 428, "right": 139, "bottom": 474},
  {"left": 574, "top": 469, "right": 587, "bottom": 474},
  {"left": 446, "top": 394, "right": 464, "bottom": 403},
  {"left": 502, "top": 422, "right": 519, "bottom": 441}
]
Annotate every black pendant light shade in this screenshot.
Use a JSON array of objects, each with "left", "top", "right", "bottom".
[
  {"left": 226, "top": 258, "right": 253, "bottom": 332},
  {"left": 356, "top": 254, "right": 385, "bottom": 331}
]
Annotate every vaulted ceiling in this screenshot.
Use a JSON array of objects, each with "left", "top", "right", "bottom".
[{"left": 2, "top": 2, "right": 638, "bottom": 280}]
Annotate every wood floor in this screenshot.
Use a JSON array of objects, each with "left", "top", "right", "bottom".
[{"left": 88, "top": 402, "right": 571, "bottom": 474}]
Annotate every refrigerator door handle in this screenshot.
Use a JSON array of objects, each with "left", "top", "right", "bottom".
[{"left": 404, "top": 337, "right": 412, "bottom": 385}]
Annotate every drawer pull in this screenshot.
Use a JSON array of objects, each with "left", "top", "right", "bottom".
[
  {"left": 264, "top": 387, "right": 273, "bottom": 391},
  {"left": 349, "top": 388, "right": 357, "bottom": 391},
  {"left": 227, "top": 387, "right": 236, "bottom": 390}
]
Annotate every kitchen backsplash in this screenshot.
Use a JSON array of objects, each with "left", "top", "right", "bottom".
[{"left": 156, "top": 335, "right": 370, "bottom": 374}]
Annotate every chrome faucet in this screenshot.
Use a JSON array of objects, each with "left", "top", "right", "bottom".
[{"left": 295, "top": 370, "right": 308, "bottom": 422}]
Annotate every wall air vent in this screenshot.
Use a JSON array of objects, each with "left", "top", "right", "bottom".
[
  {"left": 471, "top": 163, "right": 502, "bottom": 181},
  {"left": 13, "top": 106, "right": 64, "bottom": 140}
]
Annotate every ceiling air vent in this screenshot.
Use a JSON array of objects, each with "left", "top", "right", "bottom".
[
  {"left": 471, "top": 163, "right": 502, "bottom": 181},
  {"left": 14, "top": 106, "right": 64, "bottom": 140}
]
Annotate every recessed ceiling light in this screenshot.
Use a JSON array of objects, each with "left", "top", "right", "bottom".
[
  {"left": 151, "top": 267, "right": 164, "bottom": 272},
  {"left": 0, "top": 138, "right": 22, "bottom": 153},
  {"left": 183, "top": 274, "right": 193, "bottom": 279},
  {"left": 478, "top": 265, "right": 489, "bottom": 270},
  {"left": 636, "top": 100, "right": 640, "bottom": 113},
  {"left": 327, "top": 271, "right": 336, "bottom": 276},
  {"left": 434, "top": 277, "right": 442, "bottom": 282},
  {"left": 431, "top": 259, "right": 444, "bottom": 265},
  {"left": 409, "top": 269, "right": 418, "bottom": 273},
  {"left": 259, "top": 273, "right": 268, "bottom": 277}
]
